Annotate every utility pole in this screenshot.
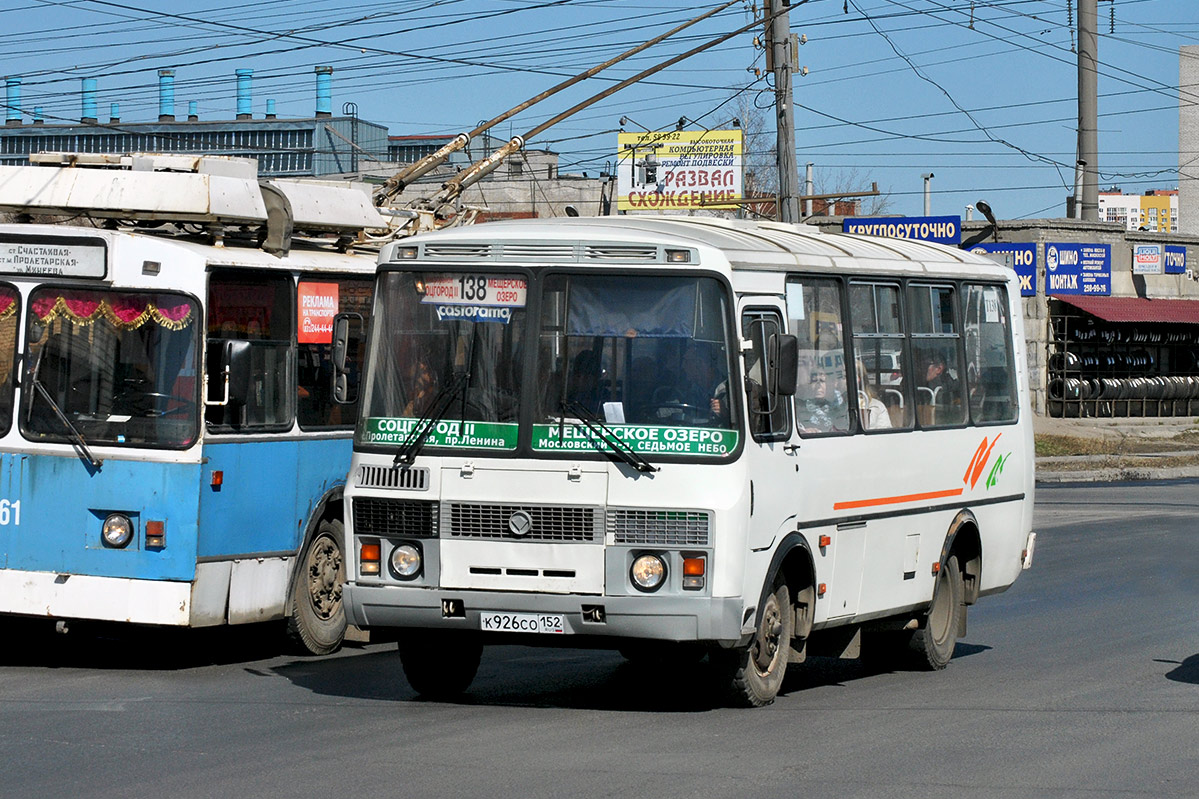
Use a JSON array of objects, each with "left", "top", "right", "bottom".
[
  {"left": 768, "top": 0, "right": 801, "bottom": 222},
  {"left": 1077, "top": 0, "right": 1099, "bottom": 221}
]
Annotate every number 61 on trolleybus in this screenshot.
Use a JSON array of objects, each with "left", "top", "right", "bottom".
[
  {"left": 341, "top": 216, "right": 1036, "bottom": 706},
  {"left": 0, "top": 153, "right": 386, "bottom": 652}
]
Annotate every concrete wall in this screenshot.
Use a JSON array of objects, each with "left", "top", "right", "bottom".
[{"left": 1181, "top": 46, "right": 1199, "bottom": 235}]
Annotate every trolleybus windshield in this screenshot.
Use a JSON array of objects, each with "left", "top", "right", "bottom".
[{"left": 21, "top": 287, "right": 199, "bottom": 448}]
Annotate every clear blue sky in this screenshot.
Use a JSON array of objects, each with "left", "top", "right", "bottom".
[{"left": 1, "top": 0, "right": 1196, "bottom": 219}]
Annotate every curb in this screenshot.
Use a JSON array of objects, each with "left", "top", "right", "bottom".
[{"left": 1036, "top": 463, "right": 1199, "bottom": 483}]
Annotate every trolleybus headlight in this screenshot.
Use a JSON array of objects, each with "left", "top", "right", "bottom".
[
  {"left": 101, "top": 513, "right": 134, "bottom": 549},
  {"left": 630, "top": 554, "right": 666, "bottom": 592},
  {"left": 389, "top": 543, "right": 422, "bottom": 580}
]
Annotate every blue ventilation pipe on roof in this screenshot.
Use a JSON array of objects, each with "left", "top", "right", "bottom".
[
  {"left": 81, "top": 77, "right": 98, "bottom": 122},
  {"left": 236, "top": 68, "right": 252, "bottom": 119},
  {"left": 315, "top": 65, "right": 332, "bottom": 117},
  {"left": 158, "top": 69, "right": 175, "bottom": 120},
  {"left": 5, "top": 77, "right": 20, "bottom": 124}
]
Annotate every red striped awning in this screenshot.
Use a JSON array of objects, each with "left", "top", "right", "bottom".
[{"left": 1054, "top": 295, "right": 1199, "bottom": 324}]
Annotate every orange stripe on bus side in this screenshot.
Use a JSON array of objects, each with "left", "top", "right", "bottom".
[{"left": 833, "top": 487, "right": 965, "bottom": 511}]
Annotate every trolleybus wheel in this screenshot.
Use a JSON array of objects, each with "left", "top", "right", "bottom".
[
  {"left": 397, "top": 631, "right": 483, "bottom": 699},
  {"left": 909, "top": 555, "right": 964, "bottom": 670},
  {"left": 287, "top": 519, "right": 347, "bottom": 656},
  {"left": 713, "top": 578, "right": 793, "bottom": 707}
]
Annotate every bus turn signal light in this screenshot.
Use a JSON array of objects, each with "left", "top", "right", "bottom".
[
  {"left": 819, "top": 535, "right": 831, "bottom": 548},
  {"left": 360, "top": 542, "right": 381, "bottom": 575},
  {"left": 682, "top": 556, "right": 705, "bottom": 590},
  {"left": 210, "top": 470, "right": 223, "bottom": 487},
  {"left": 145, "top": 520, "right": 165, "bottom": 549}
]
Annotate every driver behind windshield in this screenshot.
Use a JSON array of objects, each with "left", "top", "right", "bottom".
[{"left": 651, "top": 343, "right": 730, "bottom": 426}]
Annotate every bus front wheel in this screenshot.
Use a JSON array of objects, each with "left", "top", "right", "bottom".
[
  {"left": 398, "top": 630, "right": 483, "bottom": 699},
  {"left": 287, "top": 519, "right": 347, "bottom": 656},
  {"left": 713, "top": 578, "right": 793, "bottom": 707}
]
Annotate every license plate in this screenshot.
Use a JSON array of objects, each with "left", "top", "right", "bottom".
[{"left": 479, "top": 612, "right": 566, "bottom": 634}]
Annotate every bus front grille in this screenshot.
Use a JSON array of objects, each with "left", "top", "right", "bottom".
[
  {"left": 353, "top": 498, "right": 439, "bottom": 538},
  {"left": 444, "top": 503, "right": 601, "bottom": 543},
  {"left": 357, "top": 465, "right": 429, "bottom": 491},
  {"left": 607, "top": 508, "right": 710, "bottom": 547}
]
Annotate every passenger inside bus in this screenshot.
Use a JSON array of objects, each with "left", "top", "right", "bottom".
[
  {"left": 855, "top": 358, "right": 891, "bottom": 430},
  {"left": 913, "top": 348, "right": 964, "bottom": 426},
  {"left": 797, "top": 365, "right": 848, "bottom": 434}
]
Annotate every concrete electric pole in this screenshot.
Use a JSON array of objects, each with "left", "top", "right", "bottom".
[
  {"left": 768, "top": 0, "right": 801, "bottom": 223},
  {"left": 1077, "top": 0, "right": 1099, "bottom": 221}
]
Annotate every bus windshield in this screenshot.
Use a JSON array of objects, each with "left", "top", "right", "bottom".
[
  {"left": 359, "top": 272, "right": 527, "bottom": 451},
  {"left": 22, "top": 288, "right": 200, "bottom": 448},
  {"left": 357, "top": 270, "right": 738, "bottom": 459}
]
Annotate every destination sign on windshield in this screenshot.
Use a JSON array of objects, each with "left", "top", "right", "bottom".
[{"left": 420, "top": 275, "right": 527, "bottom": 307}]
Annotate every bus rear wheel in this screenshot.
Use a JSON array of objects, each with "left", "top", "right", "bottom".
[
  {"left": 287, "top": 519, "right": 347, "bottom": 656},
  {"left": 909, "top": 555, "right": 964, "bottom": 670},
  {"left": 713, "top": 579, "right": 793, "bottom": 707},
  {"left": 398, "top": 630, "right": 483, "bottom": 699}
]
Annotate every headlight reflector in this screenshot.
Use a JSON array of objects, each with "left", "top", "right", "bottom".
[
  {"left": 389, "top": 543, "right": 422, "bottom": 579},
  {"left": 102, "top": 513, "right": 134, "bottom": 548},
  {"left": 630, "top": 554, "right": 666, "bottom": 592}
]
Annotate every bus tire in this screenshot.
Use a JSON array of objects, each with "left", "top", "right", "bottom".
[
  {"left": 909, "top": 555, "right": 964, "bottom": 670},
  {"left": 398, "top": 630, "right": 483, "bottom": 699},
  {"left": 714, "top": 578, "right": 793, "bottom": 707},
  {"left": 287, "top": 519, "right": 347, "bottom": 656}
]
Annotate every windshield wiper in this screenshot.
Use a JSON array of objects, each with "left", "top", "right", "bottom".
[
  {"left": 560, "top": 400, "right": 657, "bottom": 473},
  {"left": 26, "top": 351, "right": 103, "bottom": 471},
  {"left": 394, "top": 372, "right": 470, "bottom": 466}
]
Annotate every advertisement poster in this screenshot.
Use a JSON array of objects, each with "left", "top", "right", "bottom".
[
  {"left": 616, "top": 129, "right": 742, "bottom": 211},
  {"left": 968, "top": 242, "right": 1037, "bottom": 296},
  {"left": 1165, "top": 245, "right": 1187, "bottom": 275},
  {"left": 1132, "top": 244, "right": 1162, "bottom": 275},
  {"left": 297, "top": 281, "right": 339, "bottom": 344},
  {"left": 1045, "top": 243, "right": 1111, "bottom": 296}
]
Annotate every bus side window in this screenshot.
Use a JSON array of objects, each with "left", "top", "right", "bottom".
[
  {"left": 785, "top": 277, "right": 851, "bottom": 436},
  {"left": 908, "top": 283, "right": 966, "bottom": 428},
  {"left": 963, "top": 283, "right": 1017, "bottom": 423},
  {"left": 206, "top": 271, "right": 294, "bottom": 432},
  {"left": 741, "top": 310, "right": 790, "bottom": 441},
  {"left": 849, "top": 282, "right": 911, "bottom": 431},
  {"left": 296, "top": 277, "right": 372, "bottom": 430}
]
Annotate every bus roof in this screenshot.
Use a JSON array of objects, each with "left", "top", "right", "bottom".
[{"left": 383, "top": 216, "right": 1008, "bottom": 278}]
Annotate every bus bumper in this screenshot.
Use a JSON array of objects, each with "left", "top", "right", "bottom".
[
  {"left": 345, "top": 582, "right": 748, "bottom": 645},
  {"left": 0, "top": 569, "right": 193, "bottom": 626}
]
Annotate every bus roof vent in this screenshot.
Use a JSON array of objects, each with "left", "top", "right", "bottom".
[
  {"left": 584, "top": 244, "right": 658, "bottom": 262},
  {"left": 501, "top": 243, "right": 575, "bottom": 260},
  {"left": 357, "top": 465, "right": 429, "bottom": 491},
  {"left": 423, "top": 243, "right": 494, "bottom": 260}
]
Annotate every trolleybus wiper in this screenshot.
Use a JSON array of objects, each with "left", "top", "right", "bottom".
[
  {"left": 27, "top": 358, "right": 103, "bottom": 471},
  {"left": 394, "top": 372, "right": 470, "bottom": 466},
  {"left": 560, "top": 400, "right": 657, "bottom": 474}
]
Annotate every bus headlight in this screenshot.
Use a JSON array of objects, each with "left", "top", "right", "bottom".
[
  {"left": 389, "top": 543, "right": 422, "bottom": 580},
  {"left": 102, "top": 513, "right": 134, "bottom": 548},
  {"left": 630, "top": 554, "right": 666, "bottom": 592}
]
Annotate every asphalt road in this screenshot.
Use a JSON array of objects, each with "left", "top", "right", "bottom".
[{"left": 2, "top": 481, "right": 1197, "bottom": 799}]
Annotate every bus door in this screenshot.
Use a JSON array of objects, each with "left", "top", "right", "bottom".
[{"left": 737, "top": 300, "right": 799, "bottom": 552}]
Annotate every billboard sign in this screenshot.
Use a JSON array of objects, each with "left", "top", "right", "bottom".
[
  {"left": 842, "top": 215, "right": 961, "bottom": 245},
  {"left": 1132, "top": 244, "right": 1162, "bottom": 275},
  {"left": 968, "top": 242, "right": 1037, "bottom": 296},
  {"left": 616, "top": 129, "right": 742, "bottom": 211},
  {"left": 1165, "top": 245, "right": 1187, "bottom": 275},
  {"left": 1045, "top": 243, "right": 1110, "bottom": 296}
]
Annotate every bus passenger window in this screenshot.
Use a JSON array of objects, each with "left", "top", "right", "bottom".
[
  {"left": 849, "top": 282, "right": 911, "bottom": 430},
  {"left": 963, "top": 283, "right": 1017, "bottom": 423},
  {"left": 206, "top": 271, "right": 293, "bottom": 431},
  {"left": 296, "top": 277, "right": 372, "bottom": 430},
  {"left": 908, "top": 284, "right": 966, "bottom": 428},
  {"left": 785, "top": 277, "right": 851, "bottom": 437}
]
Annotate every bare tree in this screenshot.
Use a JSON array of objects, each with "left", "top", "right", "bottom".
[{"left": 813, "top": 166, "right": 893, "bottom": 216}]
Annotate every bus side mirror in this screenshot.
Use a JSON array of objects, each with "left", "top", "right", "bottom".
[
  {"left": 224, "top": 340, "right": 252, "bottom": 406},
  {"left": 771, "top": 333, "right": 799, "bottom": 397},
  {"left": 332, "top": 312, "right": 363, "bottom": 404}
]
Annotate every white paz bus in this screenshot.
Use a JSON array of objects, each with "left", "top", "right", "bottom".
[{"left": 341, "top": 217, "right": 1035, "bottom": 706}]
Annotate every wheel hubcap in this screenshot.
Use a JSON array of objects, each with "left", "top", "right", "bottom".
[
  {"left": 307, "top": 535, "right": 343, "bottom": 620},
  {"left": 752, "top": 596, "right": 783, "bottom": 673}
]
